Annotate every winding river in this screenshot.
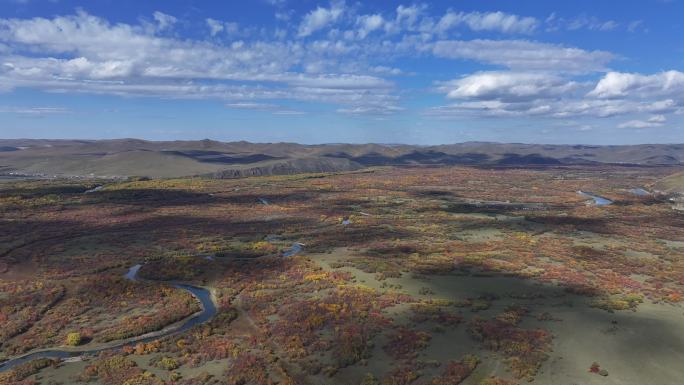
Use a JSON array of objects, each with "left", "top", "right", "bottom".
[
  {"left": 0, "top": 266, "right": 216, "bottom": 372},
  {"left": 0, "top": 241, "right": 304, "bottom": 372}
]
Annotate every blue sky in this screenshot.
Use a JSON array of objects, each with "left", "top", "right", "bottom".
[{"left": 0, "top": 0, "right": 682, "bottom": 144}]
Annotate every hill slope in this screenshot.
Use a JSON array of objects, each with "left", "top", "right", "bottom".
[
  {"left": 1, "top": 139, "right": 683, "bottom": 179},
  {"left": 655, "top": 171, "right": 684, "bottom": 193}
]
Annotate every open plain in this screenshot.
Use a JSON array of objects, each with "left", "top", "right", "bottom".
[{"left": 1, "top": 164, "right": 683, "bottom": 385}]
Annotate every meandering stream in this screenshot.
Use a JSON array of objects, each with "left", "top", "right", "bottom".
[
  {"left": 0, "top": 266, "right": 216, "bottom": 372},
  {"left": 0, "top": 241, "right": 305, "bottom": 372}
]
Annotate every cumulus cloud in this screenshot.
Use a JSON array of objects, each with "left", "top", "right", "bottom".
[
  {"left": 0, "top": 7, "right": 675, "bottom": 125},
  {"left": 356, "top": 14, "right": 385, "bottom": 39},
  {"left": 431, "top": 69, "right": 683, "bottom": 120},
  {"left": 589, "top": 70, "right": 684, "bottom": 99},
  {"left": 297, "top": 1, "right": 345, "bottom": 37},
  {"left": 394, "top": 4, "right": 428, "bottom": 31},
  {"left": 440, "top": 72, "right": 579, "bottom": 102},
  {"left": 0, "top": 15, "right": 346, "bottom": 84},
  {"left": 0, "top": 11, "right": 402, "bottom": 114}
]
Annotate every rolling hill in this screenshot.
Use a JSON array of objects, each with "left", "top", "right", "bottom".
[{"left": 1, "top": 139, "right": 683, "bottom": 179}]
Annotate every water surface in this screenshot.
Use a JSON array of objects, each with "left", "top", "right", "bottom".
[
  {"left": 577, "top": 191, "right": 613, "bottom": 206},
  {"left": 0, "top": 265, "right": 216, "bottom": 372}
]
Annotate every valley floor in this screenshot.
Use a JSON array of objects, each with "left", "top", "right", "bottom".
[{"left": 1, "top": 165, "right": 683, "bottom": 385}]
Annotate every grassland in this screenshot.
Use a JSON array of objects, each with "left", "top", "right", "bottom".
[{"left": 1, "top": 165, "right": 683, "bottom": 385}]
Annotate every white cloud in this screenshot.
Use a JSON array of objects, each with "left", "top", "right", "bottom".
[
  {"left": 264, "top": 0, "right": 286, "bottom": 6},
  {"left": 206, "top": 19, "right": 239, "bottom": 37},
  {"left": 394, "top": 4, "right": 428, "bottom": 30},
  {"left": 589, "top": 71, "right": 684, "bottom": 99},
  {"left": 594, "top": 20, "right": 618, "bottom": 31},
  {"left": 356, "top": 14, "right": 385, "bottom": 39},
  {"left": 287, "top": 74, "right": 392, "bottom": 89},
  {"left": 225, "top": 102, "right": 279, "bottom": 110},
  {"left": 206, "top": 18, "right": 224, "bottom": 36},
  {"left": 440, "top": 72, "right": 579, "bottom": 102},
  {"left": 0, "top": 11, "right": 402, "bottom": 115},
  {"left": 275, "top": 10, "right": 294, "bottom": 22},
  {"left": 648, "top": 114, "right": 666, "bottom": 123},
  {"left": 618, "top": 116, "right": 666, "bottom": 129},
  {"left": 628, "top": 20, "right": 645, "bottom": 33},
  {"left": 225, "top": 22, "right": 239, "bottom": 35},
  {"left": 567, "top": 16, "right": 618, "bottom": 31},
  {"left": 546, "top": 14, "right": 619, "bottom": 32},
  {"left": 0, "top": 105, "right": 69, "bottom": 115},
  {"left": 549, "top": 99, "right": 674, "bottom": 118},
  {"left": 297, "top": 1, "right": 345, "bottom": 37},
  {"left": 371, "top": 66, "right": 402, "bottom": 75},
  {"left": 272, "top": 109, "right": 306, "bottom": 115},
  {"left": 432, "top": 39, "right": 613, "bottom": 73},
  {"left": 430, "top": 91, "right": 682, "bottom": 119},
  {"left": 153, "top": 11, "right": 177, "bottom": 31},
  {"left": 615, "top": 114, "right": 668, "bottom": 129},
  {"left": 351, "top": 7, "right": 538, "bottom": 38},
  {"left": 1, "top": 7, "right": 674, "bottom": 125},
  {"left": 226, "top": 102, "right": 304, "bottom": 115},
  {"left": 337, "top": 105, "right": 404, "bottom": 115},
  {"left": 436, "top": 11, "right": 538, "bottom": 34}
]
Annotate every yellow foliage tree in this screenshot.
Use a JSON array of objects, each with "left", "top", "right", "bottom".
[{"left": 65, "top": 332, "right": 82, "bottom": 346}]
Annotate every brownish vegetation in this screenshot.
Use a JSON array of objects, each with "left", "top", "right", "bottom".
[{"left": 1, "top": 164, "right": 683, "bottom": 384}]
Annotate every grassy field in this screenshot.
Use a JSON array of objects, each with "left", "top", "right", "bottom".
[{"left": 1, "top": 165, "right": 683, "bottom": 385}]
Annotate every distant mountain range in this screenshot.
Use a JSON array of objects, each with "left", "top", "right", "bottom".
[{"left": 1, "top": 139, "right": 683, "bottom": 179}]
